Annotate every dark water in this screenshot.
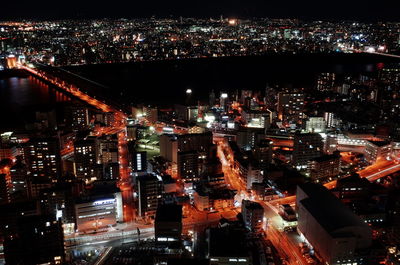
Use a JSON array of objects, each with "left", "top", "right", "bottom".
[
  {"left": 0, "top": 75, "right": 70, "bottom": 130},
  {"left": 64, "top": 53, "right": 400, "bottom": 107},
  {"left": 1, "top": 53, "right": 400, "bottom": 129}
]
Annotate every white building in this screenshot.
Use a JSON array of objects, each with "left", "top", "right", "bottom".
[
  {"left": 306, "top": 117, "right": 326, "bottom": 133},
  {"left": 75, "top": 191, "right": 123, "bottom": 232}
]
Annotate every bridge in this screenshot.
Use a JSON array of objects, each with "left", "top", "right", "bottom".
[{"left": 20, "top": 63, "right": 134, "bottom": 222}]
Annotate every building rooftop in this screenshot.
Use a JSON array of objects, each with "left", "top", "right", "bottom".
[
  {"left": 309, "top": 153, "right": 340, "bottom": 163},
  {"left": 208, "top": 226, "right": 249, "bottom": 258},
  {"left": 298, "top": 183, "right": 370, "bottom": 236},
  {"left": 242, "top": 200, "right": 263, "bottom": 210},
  {"left": 367, "top": 140, "right": 390, "bottom": 147},
  {"left": 155, "top": 204, "right": 182, "bottom": 223}
]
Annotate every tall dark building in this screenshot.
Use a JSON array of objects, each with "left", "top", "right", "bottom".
[
  {"left": 177, "top": 150, "right": 199, "bottom": 182},
  {"left": 23, "top": 137, "right": 61, "bottom": 180},
  {"left": 0, "top": 173, "right": 11, "bottom": 204},
  {"left": 254, "top": 139, "right": 273, "bottom": 174},
  {"left": 70, "top": 104, "right": 90, "bottom": 131},
  {"left": 74, "top": 137, "right": 97, "bottom": 180},
  {"left": 155, "top": 204, "right": 182, "bottom": 248},
  {"left": 136, "top": 174, "right": 164, "bottom": 218},
  {"left": 209, "top": 90, "right": 216, "bottom": 107},
  {"left": 177, "top": 131, "right": 213, "bottom": 154},
  {"left": 277, "top": 91, "right": 304, "bottom": 125},
  {"left": 132, "top": 151, "right": 147, "bottom": 173},
  {"left": 292, "top": 132, "right": 323, "bottom": 168},
  {"left": 3, "top": 215, "right": 65, "bottom": 265}
]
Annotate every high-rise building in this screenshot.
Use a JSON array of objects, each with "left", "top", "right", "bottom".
[
  {"left": 23, "top": 137, "right": 61, "bottom": 180},
  {"left": 307, "top": 152, "right": 341, "bottom": 181},
  {"left": 254, "top": 139, "right": 273, "bottom": 174},
  {"left": 3, "top": 215, "right": 65, "bottom": 265},
  {"left": 277, "top": 91, "right": 304, "bottom": 125},
  {"left": 9, "top": 162, "right": 28, "bottom": 198},
  {"left": 177, "top": 151, "right": 199, "bottom": 182},
  {"left": 177, "top": 131, "right": 213, "bottom": 153},
  {"left": 317, "top": 73, "right": 336, "bottom": 91},
  {"left": 132, "top": 151, "right": 147, "bottom": 173},
  {"left": 305, "top": 117, "right": 326, "bottom": 133},
  {"left": 220, "top": 92, "right": 229, "bottom": 111},
  {"left": 292, "top": 132, "right": 323, "bottom": 168},
  {"left": 0, "top": 174, "right": 11, "bottom": 204},
  {"left": 207, "top": 224, "right": 251, "bottom": 265},
  {"left": 324, "top": 112, "right": 337, "bottom": 128},
  {"left": 74, "top": 137, "right": 97, "bottom": 181},
  {"left": 144, "top": 106, "right": 158, "bottom": 123},
  {"left": 364, "top": 140, "right": 391, "bottom": 164},
  {"left": 241, "top": 200, "right": 264, "bottom": 232},
  {"left": 236, "top": 127, "right": 265, "bottom": 150},
  {"left": 96, "top": 134, "right": 118, "bottom": 164},
  {"left": 160, "top": 134, "right": 178, "bottom": 163},
  {"left": 155, "top": 204, "right": 182, "bottom": 248},
  {"left": 209, "top": 90, "right": 216, "bottom": 107},
  {"left": 136, "top": 174, "right": 164, "bottom": 218},
  {"left": 160, "top": 132, "right": 213, "bottom": 163},
  {"left": 70, "top": 105, "right": 90, "bottom": 131}
]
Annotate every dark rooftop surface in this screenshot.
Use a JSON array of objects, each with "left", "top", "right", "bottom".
[
  {"left": 367, "top": 140, "right": 390, "bottom": 147},
  {"left": 298, "top": 183, "right": 370, "bottom": 235},
  {"left": 155, "top": 204, "right": 182, "bottom": 222},
  {"left": 208, "top": 226, "right": 249, "bottom": 258},
  {"left": 310, "top": 153, "right": 340, "bottom": 163}
]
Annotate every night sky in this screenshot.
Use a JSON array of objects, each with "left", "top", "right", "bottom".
[{"left": 1, "top": 0, "right": 400, "bottom": 21}]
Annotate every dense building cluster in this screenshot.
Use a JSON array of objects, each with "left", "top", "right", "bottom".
[
  {"left": 1, "top": 18, "right": 400, "bottom": 67},
  {"left": 2, "top": 17, "right": 400, "bottom": 265}
]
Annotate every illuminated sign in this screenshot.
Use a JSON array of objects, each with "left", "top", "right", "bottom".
[{"left": 93, "top": 199, "right": 115, "bottom": 206}]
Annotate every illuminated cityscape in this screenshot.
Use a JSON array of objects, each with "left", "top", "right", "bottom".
[{"left": 1, "top": 3, "right": 400, "bottom": 265}]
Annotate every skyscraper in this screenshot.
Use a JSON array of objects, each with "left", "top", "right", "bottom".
[
  {"left": 74, "top": 137, "right": 97, "bottom": 181},
  {"left": 277, "top": 91, "right": 304, "bottom": 125},
  {"left": 23, "top": 137, "right": 61, "bottom": 181}
]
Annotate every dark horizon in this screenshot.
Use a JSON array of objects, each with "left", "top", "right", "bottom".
[{"left": 1, "top": 0, "right": 400, "bottom": 22}]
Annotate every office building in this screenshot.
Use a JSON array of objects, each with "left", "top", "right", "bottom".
[
  {"left": 241, "top": 200, "right": 264, "bottom": 232},
  {"left": 292, "top": 132, "right": 323, "bottom": 168},
  {"left": 136, "top": 174, "right": 164, "bottom": 218},
  {"left": 207, "top": 225, "right": 251, "bottom": 265},
  {"left": 317, "top": 72, "right": 336, "bottom": 91},
  {"left": 254, "top": 139, "right": 273, "bottom": 174},
  {"left": 364, "top": 140, "right": 391, "bottom": 164},
  {"left": 132, "top": 151, "right": 147, "bottom": 173},
  {"left": 160, "top": 132, "right": 213, "bottom": 163},
  {"left": 177, "top": 151, "right": 199, "bottom": 182},
  {"left": 23, "top": 137, "right": 61, "bottom": 180},
  {"left": 236, "top": 127, "right": 265, "bottom": 150},
  {"left": 69, "top": 104, "right": 89, "bottom": 131},
  {"left": 0, "top": 174, "right": 11, "bottom": 204},
  {"left": 9, "top": 162, "right": 27, "bottom": 197},
  {"left": 75, "top": 184, "right": 123, "bottom": 232},
  {"left": 144, "top": 106, "right": 158, "bottom": 123},
  {"left": 74, "top": 137, "right": 97, "bottom": 181},
  {"left": 296, "top": 183, "right": 372, "bottom": 265},
  {"left": 155, "top": 204, "right": 183, "bottom": 248},
  {"left": 3, "top": 215, "right": 65, "bottom": 265},
  {"left": 160, "top": 134, "right": 178, "bottom": 163},
  {"left": 305, "top": 117, "right": 326, "bottom": 133},
  {"left": 277, "top": 91, "right": 304, "bottom": 125},
  {"left": 307, "top": 152, "right": 341, "bottom": 181}
]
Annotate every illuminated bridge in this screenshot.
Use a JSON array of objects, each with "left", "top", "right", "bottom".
[{"left": 19, "top": 63, "right": 134, "bottom": 222}]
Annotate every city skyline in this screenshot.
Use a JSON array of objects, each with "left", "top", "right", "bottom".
[
  {"left": 1, "top": 0, "right": 400, "bottom": 21},
  {"left": 1, "top": 4, "right": 400, "bottom": 265}
]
